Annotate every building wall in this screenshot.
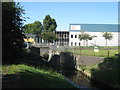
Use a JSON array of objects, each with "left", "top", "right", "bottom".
[
  {"left": 33, "top": 31, "right": 118, "bottom": 46},
  {"left": 69, "top": 31, "right": 81, "bottom": 46},
  {"left": 68, "top": 24, "right": 119, "bottom": 46},
  {"left": 69, "top": 31, "right": 119, "bottom": 46},
  {"left": 86, "top": 32, "right": 118, "bottom": 46},
  {"left": 56, "top": 31, "right": 69, "bottom": 46}
]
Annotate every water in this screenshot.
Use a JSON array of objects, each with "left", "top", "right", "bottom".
[{"left": 64, "top": 70, "right": 97, "bottom": 89}]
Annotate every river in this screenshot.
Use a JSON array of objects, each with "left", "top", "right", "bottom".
[{"left": 63, "top": 70, "right": 98, "bottom": 89}]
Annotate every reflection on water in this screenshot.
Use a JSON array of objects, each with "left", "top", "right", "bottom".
[{"left": 64, "top": 70, "right": 95, "bottom": 88}]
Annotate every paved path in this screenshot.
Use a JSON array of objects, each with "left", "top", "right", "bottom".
[{"left": 77, "top": 56, "right": 105, "bottom": 65}]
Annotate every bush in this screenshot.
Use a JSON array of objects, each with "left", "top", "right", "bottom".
[{"left": 91, "top": 55, "right": 120, "bottom": 87}]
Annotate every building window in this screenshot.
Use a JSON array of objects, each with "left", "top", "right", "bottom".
[
  {"left": 71, "top": 42, "right": 73, "bottom": 46},
  {"left": 75, "top": 35, "right": 77, "bottom": 38},
  {"left": 79, "top": 42, "right": 81, "bottom": 46},
  {"left": 62, "top": 35, "right": 63, "bottom": 38},
  {"left": 71, "top": 35, "right": 73, "bottom": 38},
  {"left": 64, "top": 34, "right": 66, "bottom": 38},
  {"left": 75, "top": 42, "right": 77, "bottom": 46}
]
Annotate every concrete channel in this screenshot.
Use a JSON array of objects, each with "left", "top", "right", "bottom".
[{"left": 29, "top": 46, "right": 117, "bottom": 89}]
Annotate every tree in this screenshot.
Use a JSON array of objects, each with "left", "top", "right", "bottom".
[
  {"left": 23, "top": 21, "right": 43, "bottom": 35},
  {"left": 41, "top": 15, "right": 57, "bottom": 43},
  {"left": 79, "top": 32, "right": 97, "bottom": 46},
  {"left": 2, "top": 2, "right": 25, "bottom": 62},
  {"left": 23, "top": 23, "right": 34, "bottom": 34},
  {"left": 23, "top": 21, "right": 43, "bottom": 43},
  {"left": 41, "top": 32, "right": 57, "bottom": 43},
  {"left": 85, "top": 34, "right": 97, "bottom": 46},
  {"left": 43, "top": 15, "right": 57, "bottom": 32},
  {"left": 102, "top": 32, "right": 113, "bottom": 46},
  {"left": 33, "top": 21, "right": 43, "bottom": 35},
  {"left": 79, "top": 32, "right": 86, "bottom": 46},
  {"left": 89, "top": 35, "right": 97, "bottom": 46}
]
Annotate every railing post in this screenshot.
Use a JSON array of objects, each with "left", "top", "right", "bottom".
[{"left": 108, "top": 48, "right": 110, "bottom": 57}]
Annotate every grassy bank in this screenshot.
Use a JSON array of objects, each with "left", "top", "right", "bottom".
[
  {"left": 66, "top": 46, "right": 118, "bottom": 57},
  {"left": 2, "top": 64, "right": 76, "bottom": 88},
  {"left": 79, "top": 55, "right": 120, "bottom": 88}
]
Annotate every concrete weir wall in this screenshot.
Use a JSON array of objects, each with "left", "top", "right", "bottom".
[
  {"left": 30, "top": 47, "right": 40, "bottom": 55},
  {"left": 60, "top": 52, "right": 77, "bottom": 70},
  {"left": 30, "top": 46, "right": 104, "bottom": 70},
  {"left": 30, "top": 46, "right": 50, "bottom": 57},
  {"left": 39, "top": 47, "right": 50, "bottom": 56},
  {"left": 29, "top": 47, "right": 119, "bottom": 89}
]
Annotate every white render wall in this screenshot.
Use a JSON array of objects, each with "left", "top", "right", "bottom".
[
  {"left": 69, "top": 31, "right": 119, "bottom": 46},
  {"left": 69, "top": 31, "right": 81, "bottom": 46}
]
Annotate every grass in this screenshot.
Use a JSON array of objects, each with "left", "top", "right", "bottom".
[
  {"left": 66, "top": 46, "right": 119, "bottom": 57},
  {"left": 2, "top": 64, "right": 76, "bottom": 88},
  {"left": 79, "top": 55, "right": 120, "bottom": 88},
  {"left": 79, "top": 64, "right": 99, "bottom": 73}
]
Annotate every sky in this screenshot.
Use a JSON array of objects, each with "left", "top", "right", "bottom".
[{"left": 20, "top": 2, "right": 118, "bottom": 30}]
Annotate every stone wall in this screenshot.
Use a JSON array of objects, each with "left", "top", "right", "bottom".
[
  {"left": 30, "top": 46, "right": 40, "bottom": 55},
  {"left": 60, "top": 52, "right": 77, "bottom": 71},
  {"left": 49, "top": 55, "right": 60, "bottom": 70},
  {"left": 40, "top": 47, "right": 50, "bottom": 56}
]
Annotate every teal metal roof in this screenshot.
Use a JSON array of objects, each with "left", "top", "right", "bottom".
[{"left": 70, "top": 24, "right": 118, "bottom": 32}]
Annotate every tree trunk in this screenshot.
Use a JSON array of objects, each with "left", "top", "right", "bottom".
[
  {"left": 83, "top": 40, "right": 85, "bottom": 46},
  {"left": 106, "top": 39, "right": 107, "bottom": 46},
  {"left": 86, "top": 40, "right": 88, "bottom": 46}
]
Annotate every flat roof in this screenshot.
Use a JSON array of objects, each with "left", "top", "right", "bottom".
[
  {"left": 56, "top": 30, "right": 69, "bottom": 32},
  {"left": 70, "top": 24, "right": 118, "bottom": 32}
]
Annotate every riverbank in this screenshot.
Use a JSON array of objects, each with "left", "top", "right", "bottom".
[
  {"left": 2, "top": 64, "right": 76, "bottom": 88},
  {"left": 77, "top": 55, "right": 120, "bottom": 89}
]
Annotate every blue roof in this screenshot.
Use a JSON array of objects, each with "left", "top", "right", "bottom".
[{"left": 70, "top": 24, "right": 118, "bottom": 32}]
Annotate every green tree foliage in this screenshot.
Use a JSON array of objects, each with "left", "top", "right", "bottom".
[
  {"left": 91, "top": 55, "right": 120, "bottom": 87},
  {"left": 41, "top": 32, "right": 57, "bottom": 43},
  {"left": 23, "top": 21, "right": 43, "bottom": 43},
  {"left": 43, "top": 15, "right": 57, "bottom": 32},
  {"left": 2, "top": 2, "right": 25, "bottom": 62},
  {"left": 41, "top": 15, "right": 57, "bottom": 42},
  {"left": 79, "top": 32, "right": 97, "bottom": 46},
  {"left": 102, "top": 32, "right": 113, "bottom": 46},
  {"left": 23, "top": 21, "right": 43, "bottom": 35},
  {"left": 33, "top": 21, "right": 43, "bottom": 35},
  {"left": 23, "top": 15, "right": 57, "bottom": 43},
  {"left": 23, "top": 23, "right": 33, "bottom": 34}
]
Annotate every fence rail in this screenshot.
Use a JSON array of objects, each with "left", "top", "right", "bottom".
[
  {"left": 32, "top": 43, "right": 118, "bottom": 57},
  {"left": 51, "top": 46, "right": 119, "bottom": 57}
]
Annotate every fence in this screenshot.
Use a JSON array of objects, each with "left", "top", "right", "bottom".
[
  {"left": 55, "top": 46, "right": 118, "bottom": 57},
  {"left": 32, "top": 43, "right": 118, "bottom": 57}
]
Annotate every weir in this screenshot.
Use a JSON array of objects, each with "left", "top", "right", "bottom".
[
  {"left": 29, "top": 46, "right": 116, "bottom": 89},
  {"left": 29, "top": 46, "right": 96, "bottom": 88}
]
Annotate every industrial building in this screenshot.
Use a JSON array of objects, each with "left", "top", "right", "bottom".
[
  {"left": 25, "top": 24, "right": 119, "bottom": 46},
  {"left": 55, "top": 24, "right": 118, "bottom": 46}
]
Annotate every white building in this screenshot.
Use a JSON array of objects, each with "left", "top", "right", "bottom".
[
  {"left": 69, "top": 31, "right": 118, "bottom": 46},
  {"left": 55, "top": 24, "right": 119, "bottom": 46}
]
